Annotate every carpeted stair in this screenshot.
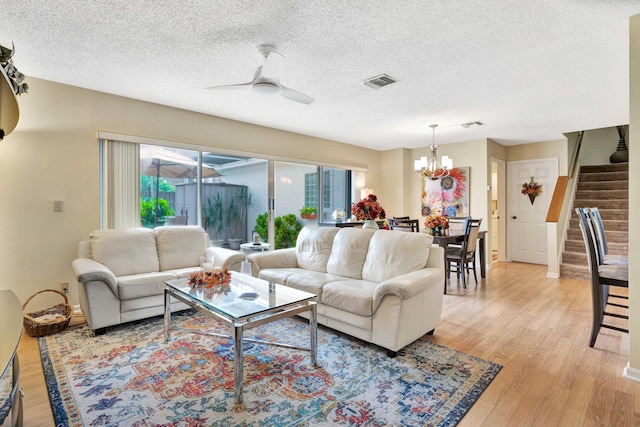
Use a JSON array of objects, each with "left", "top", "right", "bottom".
[{"left": 560, "top": 164, "right": 628, "bottom": 280}]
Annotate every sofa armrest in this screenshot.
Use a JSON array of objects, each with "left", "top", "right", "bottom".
[
  {"left": 72, "top": 258, "right": 118, "bottom": 297},
  {"left": 206, "top": 246, "right": 246, "bottom": 272},
  {"left": 247, "top": 248, "right": 297, "bottom": 275},
  {"left": 426, "top": 245, "right": 444, "bottom": 269},
  {"left": 372, "top": 267, "right": 444, "bottom": 312}
]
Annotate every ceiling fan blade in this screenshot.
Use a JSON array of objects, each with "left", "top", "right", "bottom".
[
  {"left": 280, "top": 85, "right": 315, "bottom": 104},
  {"left": 259, "top": 51, "right": 284, "bottom": 81},
  {"left": 205, "top": 82, "right": 253, "bottom": 90}
]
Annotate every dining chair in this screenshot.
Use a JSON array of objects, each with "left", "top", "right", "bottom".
[
  {"left": 447, "top": 217, "right": 470, "bottom": 235},
  {"left": 388, "top": 218, "right": 419, "bottom": 232},
  {"left": 447, "top": 218, "right": 477, "bottom": 288},
  {"left": 575, "top": 208, "right": 628, "bottom": 347},
  {"left": 586, "top": 207, "right": 628, "bottom": 266}
]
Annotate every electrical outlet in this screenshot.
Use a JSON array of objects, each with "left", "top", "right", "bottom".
[{"left": 61, "top": 281, "right": 69, "bottom": 295}]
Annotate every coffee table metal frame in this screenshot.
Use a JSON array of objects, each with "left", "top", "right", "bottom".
[{"left": 163, "top": 276, "right": 317, "bottom": 404}]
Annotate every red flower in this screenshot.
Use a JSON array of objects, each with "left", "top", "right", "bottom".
[{"left": 351, "top": 194, "right": 386, "bottom": 221}]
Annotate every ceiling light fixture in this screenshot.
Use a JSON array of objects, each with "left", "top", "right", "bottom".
[{"left": 414, "top": 124, "right": 452, "bottom": 180}]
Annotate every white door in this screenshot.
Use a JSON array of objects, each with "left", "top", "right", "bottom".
[{"left": 508, "top": 158, "right": 558, "bottom": 264}]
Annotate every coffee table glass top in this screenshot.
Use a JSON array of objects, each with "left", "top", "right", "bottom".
[{"left": 164, "top": 274, "right": 315, "bottom": 320}]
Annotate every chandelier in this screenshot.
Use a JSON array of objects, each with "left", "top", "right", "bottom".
[{"left": 414, "top": 124, "right": 452, "bottom": 180}]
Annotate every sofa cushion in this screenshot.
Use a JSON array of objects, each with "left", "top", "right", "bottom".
[
  {"left": 259, "top": 268, "right": 302, "bottom": 285},
  {"left": 285, "top": 271, "right": 346, "bottom": 298},
  {"left": 326, "top": 228, "right": 375, "bottom": 279},
  {"left": 90, "top": 228, "right": 159, "bottom": 277},
  {"left": 155, "top": 226, "right": 208, "bottom": 271},
  {"left": 295, "top": 226, "right": 340, "bottom": 272},
  {"left": 322, "top": 279, "right": 379, "bottom": 317},
  {"left": 117, "top": 271, "right": 177, "bottom": 300},
  {"left": 362, "top": 230, "right": 433, "bottom": 284}
]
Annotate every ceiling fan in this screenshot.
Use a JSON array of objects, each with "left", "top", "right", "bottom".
[{"left": 206, "top": 44, "right": 315, "bottom": 105}]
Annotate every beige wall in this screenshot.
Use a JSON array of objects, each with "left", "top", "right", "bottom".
[
  {"left": 506, "top": 139, "right": 569, "bottom": 175},
  {"left": 0, "top": 78, "right": 383, "bottom": 308},
  {"left": 627, "top": 14, "right": 639, "bottom": 378},
  {"left": 579, "top": 126, "right": 627, "bottom": 166}
]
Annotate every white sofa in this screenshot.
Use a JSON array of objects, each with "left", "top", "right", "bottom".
[
  {"left": 72, "top": 226, "right": 246, "bottom": 333},
  {"left": 247, "top": 226, "right": 444, "bottom": 356}
]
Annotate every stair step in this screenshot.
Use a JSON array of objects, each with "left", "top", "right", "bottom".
[
  {"left": 573, "top": 200, "right": 628, "bottom": 210},
  {"left": 567, "top": 228, "right": 628, "bottom": 244},
  {"left": 577, "top": 181, "right": 628, "bottom": 191},
  {"left": 575, "top": 190, "right": 628, "bottom": 200},
  {"left": 579, "top": 164, "right": 628, "bottom": 174},
  {"left": 562, "top": 251, "right": 587, "bottom": 265},
  {"left": 559, "top": 263, "right": 591, "bottom": 281},
  {"left": 579, "top": 171, "right": 628, "bottom": 182},
  {"left": 568, "top": 218, "right": 628, "bottom": 232},
  {"left": 563, "top": 239, "right": 628, "bottom": 255}
]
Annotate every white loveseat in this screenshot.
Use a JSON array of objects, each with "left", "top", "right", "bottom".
[
  {"left": 247, "top": 226, "right": 444, "bottom": 356},
  {"left": 72, "top": 226, "right": 246, "bottom": 333}
]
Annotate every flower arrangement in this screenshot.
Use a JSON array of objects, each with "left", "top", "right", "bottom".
[
  {"left": 188, "top": 269, "right": 232, "bottom": 288},
  {"left": 521, "top": 177, "right": 542, "bottom": 197},
  {"left": 522, "top": 176, "right": 542, "bottom": 205},
  {"left": 424, "top": 215, "right": 449, "bottom": 236},
  {"left": 351, "top": 194, "right": 386, "bottom": 221}
]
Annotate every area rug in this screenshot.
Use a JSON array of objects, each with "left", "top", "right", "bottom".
[{"left": 39, "top": 310, "right": 501, "bottom": 426}]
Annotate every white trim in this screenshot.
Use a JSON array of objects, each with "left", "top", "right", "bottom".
[
  {"left": 96, "top": 131, "right": 368, "bottom": 172},
  {"left": 623, "top": 362, "right": 640, "bottom": 383}
]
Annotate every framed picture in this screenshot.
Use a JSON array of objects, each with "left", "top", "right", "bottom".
[{"left": 421, "top": 167, "right": 470, "bottom": 217}]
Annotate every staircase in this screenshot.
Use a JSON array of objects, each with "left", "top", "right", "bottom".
[{"left": 559, "top": 164, "right": 628, "bottom": 280}]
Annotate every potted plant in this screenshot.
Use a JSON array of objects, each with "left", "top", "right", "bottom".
[
  {"left": 299, "top": 206, "right": 318, "bottom": 220},
  {"left": 203, "top": 194, "right": 225, "bottom": 246},
  {"left": 226, "top": 187, "right": 253, "bottom": 249}
]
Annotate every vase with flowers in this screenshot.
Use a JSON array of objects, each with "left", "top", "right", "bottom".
[
  {"left": 351, "top": 194, "right": 386, "bottom": 229},
  {"left": 424, "top": 215, "right": 449, "bottom": 236},
  {"left": 521, "top": 177, "right": 542, "bottom": 205}
]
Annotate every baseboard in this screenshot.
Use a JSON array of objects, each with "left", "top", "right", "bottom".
[
  {"left": 546, "top": 272, "right": 559, "bottom": 279},
  {"left": 623, "top": 362, "right": 640, "bottom": 382}
]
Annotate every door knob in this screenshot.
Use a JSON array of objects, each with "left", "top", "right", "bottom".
[{"left": 512, "top": 216, "right": 517, "bottom": 219}]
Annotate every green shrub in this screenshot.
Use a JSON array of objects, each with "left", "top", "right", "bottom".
[
  {"left": 140, "top": 198, "right": 174, "bottom": 228},
  {"left": 255, "top": 212, "right": 302, "bottom": 249}
]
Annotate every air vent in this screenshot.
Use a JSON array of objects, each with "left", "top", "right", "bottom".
[
  {"left": 461, "top": 121, "right": 485, "bottom": 128},
  {"left": 362, "top": 74, "right": 398, "bottom": 89}
]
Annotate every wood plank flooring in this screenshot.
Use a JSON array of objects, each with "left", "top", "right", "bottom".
[{"left": 17, "top": 262, "right": 638, "bottom": 426}]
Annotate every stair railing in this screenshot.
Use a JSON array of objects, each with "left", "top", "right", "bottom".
[{"left": 546, "top": 131, "right": 584, "bottom": 277}]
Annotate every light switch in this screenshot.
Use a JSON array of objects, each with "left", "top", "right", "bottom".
[{"left": 53, "top": 200, "right": 64, "bottom": 212}]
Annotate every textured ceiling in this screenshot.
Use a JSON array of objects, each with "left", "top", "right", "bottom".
[{"left": 2, "top": 1, "right": 640, "bottom": 150}]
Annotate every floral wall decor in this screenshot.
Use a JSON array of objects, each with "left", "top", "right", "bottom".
[
  {"left": 421, "top": 167, "right": 469, "bottom": 217},
  {"left": 521, "top": 176, "right": 542, "bottom": 205}
]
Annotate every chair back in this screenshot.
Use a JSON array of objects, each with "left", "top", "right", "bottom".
[
  {"left": 576, "top": 208, "right": 600, "bottom": 270},
  {"left": 388, "top": 218, "right": 419, "bottom": 232},
  {"left": 448, "top": 217, "right": 470, "bottom": 236},
  {"left": 465, "top": 219, "right": 483, "bottom": 255},
  {"left": 588, "top": 207, "right": 608, "bottom": 259},
  {"left": 393, "top": 216, "right": 410, "bottom": 221}
]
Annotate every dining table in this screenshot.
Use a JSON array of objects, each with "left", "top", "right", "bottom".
[{"left": 432, "top": 230, "right": 487, "bottom": 292}]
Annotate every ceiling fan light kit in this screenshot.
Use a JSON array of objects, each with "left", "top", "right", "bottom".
[{"left": 206, "top": 44, "right": 314, "bottom": 104}]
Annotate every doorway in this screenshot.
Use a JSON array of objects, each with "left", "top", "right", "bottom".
[
  {"left": 491, "top": 158, "right": 506, "bottom": 262},
  {"left": 507, "top": 158, "right": 558, "bottom": 264}
]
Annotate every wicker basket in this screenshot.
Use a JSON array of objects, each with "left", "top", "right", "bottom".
[{"left": 22, "top": 289, "right": 73, "bottom": 337}]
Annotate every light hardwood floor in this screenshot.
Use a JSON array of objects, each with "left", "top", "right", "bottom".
[{"left": 17, "top": 262, "right": 637, "bottom": 426}]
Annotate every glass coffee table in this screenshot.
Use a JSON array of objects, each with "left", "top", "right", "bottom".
[{"left": 163, "top": 273, "right": 317, "bottom": 404}]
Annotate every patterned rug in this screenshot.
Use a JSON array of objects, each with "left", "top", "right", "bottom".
[{"left": 39, "top": 310, "right": 501, "bottom": 426}]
